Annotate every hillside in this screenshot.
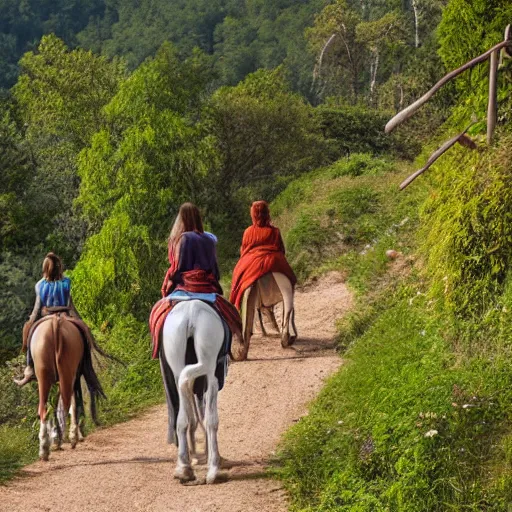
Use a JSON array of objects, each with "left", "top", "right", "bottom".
[
  {"left": 1, "top": 0, "right": 512, "bottom": 509},
  {"left": 273, "top": 104, "right": 512, "bottom": 512}
]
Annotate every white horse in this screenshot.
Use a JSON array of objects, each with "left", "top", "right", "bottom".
[
  {"left": 160, "top": 300, "right": 225, "bottom": 484},
  {"left": 236, "top": 272, "right": 297, "bottom": 360}
]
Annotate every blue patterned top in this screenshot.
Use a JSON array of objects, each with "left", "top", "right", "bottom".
[{"left": 36, "top": 277, "right": 71, "bottom": 308}]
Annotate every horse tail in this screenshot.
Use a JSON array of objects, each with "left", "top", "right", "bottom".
[
  {"left": 78, "top": 327, "right": 106, "bottom": 426},
  {"left": 81, "top": 349, "right": 106, "bottom": 426}
]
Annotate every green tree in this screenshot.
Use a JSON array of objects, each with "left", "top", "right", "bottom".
[
  {"left": 437, "top": 0, "right": 512, "bottom": 129},
  {"left": 206, "top": 67, "right": 328, "bottom": 259},
  {"left": 73, "top": 44, "right": 218, "bottom": 325},
  {"left": 307, "top": 1, "right": 365, "bottom": 102},
  {"left": 0, "top": 0, "right": 104, "bottom": 89},
  {"left": 12, "top": 34, "right": 125, "bottom": 263}
]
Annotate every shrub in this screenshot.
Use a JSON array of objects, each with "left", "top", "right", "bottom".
[
  {"left": 329, "top": 153, "right": 393, "bottom": 178},
  {"left": 421, "top": 136, "right": 512, "bottom": 319},
  {"left": 316, "top": 106, "right": 420, "bottom": 160}
]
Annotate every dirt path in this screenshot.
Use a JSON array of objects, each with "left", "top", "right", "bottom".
[{"left": 0, "top": 272, "right": 352, "bottom": 512}]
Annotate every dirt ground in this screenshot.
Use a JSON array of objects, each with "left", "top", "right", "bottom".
[{"left": 0, "top": 272, "right": 352, "bottom": 512}]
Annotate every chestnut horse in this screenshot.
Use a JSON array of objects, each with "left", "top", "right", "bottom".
[{"left": 31, "top": 314, "right": 104, "bottom": 460}]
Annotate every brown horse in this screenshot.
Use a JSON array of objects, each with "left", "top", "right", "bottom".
[{"left": 31, "top": 314, "right": 104, "bottom": 460}]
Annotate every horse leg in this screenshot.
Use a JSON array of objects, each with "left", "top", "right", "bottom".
[
  {"left": 190, "top": 395, "right": 207, "bottom": 465},
  {"left": 58, "top": 377, "right": 74, "bottom": 452},
  {"left": 69, "top": 393, "right": 79, "bottom": 449},
  {"left": 269, "top": 307, "right": 280, "bottom": 333},
  {"left": 37, "top": 376, "right": 52, "bottom": 461},
  {"left": 51, "top": 391, "right": 63, "bottom": 450},
  {"left": 273, "top": 273, "right": 295, "bottom": 348},
  {"left": 174, "top": 371, "right": 196, "bottom": 482},
  {"left": 205, "top": 374, "right": 220, "bottom": 484},
  {"left": 290, "top": 307, "right": 298, "bottom": 342},
  {"left": 257, "top": 308, "right": 268, "bottom": 336},
  {"left": 187, "top": 395, "right": 198, "bottom": 460},
  {"left": 176, "top": 362, "right": 212, "bottom": 481}
]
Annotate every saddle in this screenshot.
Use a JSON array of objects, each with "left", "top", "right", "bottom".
[{"left": 23, "top": 308, "right": 93, "bottom": 355}]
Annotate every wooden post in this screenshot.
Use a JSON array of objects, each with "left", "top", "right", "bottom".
[{"left": 487, "top": 50, "right": 498, "bottom": 145}]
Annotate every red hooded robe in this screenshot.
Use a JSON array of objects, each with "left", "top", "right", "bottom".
[{"left": 229, "top": 201, "right": 296, "bottom": 309}]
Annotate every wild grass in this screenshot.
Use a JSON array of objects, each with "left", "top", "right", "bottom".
[
  {"left": 272, "top": 155, "right": 424, "bottom": 283},
  {"left": 274, "top": 148, "right": 512, "bottom": 510}
]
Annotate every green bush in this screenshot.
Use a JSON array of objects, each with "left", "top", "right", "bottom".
[
  {"left": 329, "top": 154, "right": 393, "bottom": 178},
  {"left": 277, "top": 292, "right": 512, "bottom": 511},
  {"left": 421, "top": 136, "right": 512, "bottom": 319},
  {"left": 316, "top": 106, "right": 420, "bottom": 160}
]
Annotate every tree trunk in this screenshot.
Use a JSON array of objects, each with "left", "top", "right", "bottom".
[
  {"left": 412, "top": 0, "right": 420, "bottom": 48},
  {"left": 370, "top": 50, "right": 379, "bottom": 103}
]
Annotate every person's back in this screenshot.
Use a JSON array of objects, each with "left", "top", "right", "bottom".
[
  {"left": 36, "top": 277, "right": 71, "bottom": 308},
  {"left": 173, "top": 231, "right": 220, "bottom": 288},
  {"left": 241, "top": 225, "right": 284, "bottom": 257}
]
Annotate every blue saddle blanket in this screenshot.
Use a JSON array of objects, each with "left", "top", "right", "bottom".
[{"left": 167, "top": 290, "right": 217, "bottom": 303}]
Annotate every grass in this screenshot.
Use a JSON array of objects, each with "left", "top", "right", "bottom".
[
  {"left": 272, "top": 155, "right": 424, "bottom": 283},
  {"left": 276, "top": 290, "right": 512, "bottom": 511},
  {"left": 272, "top": 151, "right": 512, "bottom": 510}
]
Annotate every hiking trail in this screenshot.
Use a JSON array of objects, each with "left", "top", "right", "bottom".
[{"left": 0, "top": 272, "right": 352, "bottom": 512}]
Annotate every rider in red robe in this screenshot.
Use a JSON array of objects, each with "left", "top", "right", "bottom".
[{"left": 229, "top": 201, "right": 296, "bottom": 309}]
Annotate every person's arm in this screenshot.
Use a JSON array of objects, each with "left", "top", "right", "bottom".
[{"left": 29, "top": 295, "right": 41, "bottom": 322}]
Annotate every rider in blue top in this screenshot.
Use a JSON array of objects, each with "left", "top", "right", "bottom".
[{"left": 15, "top": 253, "right": 80, "bottom": 386}]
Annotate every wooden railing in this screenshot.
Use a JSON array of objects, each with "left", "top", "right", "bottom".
[{"left": 386, "top": 25, "right": 512, "bottom": 190}]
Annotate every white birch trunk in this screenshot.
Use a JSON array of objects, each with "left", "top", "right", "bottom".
[{"left": 412, "top": 0, "right": 420, "bottom": 48}]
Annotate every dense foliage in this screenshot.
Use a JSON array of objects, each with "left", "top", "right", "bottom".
[
  {"left": 2, "top": 0, "right": 512, "bottom": 504},
  {"left": 276, "top": 1, "right": 512, "bottom": 510},
  {"left": 0, "top": 0, "right": 104, "bottom": 89}
]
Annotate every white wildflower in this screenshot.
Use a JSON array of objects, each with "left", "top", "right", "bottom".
[{"left": 424, "top": 429, "right": 438, "bottom": 438}]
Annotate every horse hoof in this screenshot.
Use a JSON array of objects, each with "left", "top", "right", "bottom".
[
  {"left": 39, "top": 452, "right": 49, "bottom": 462},
  {"left": 231, "top": 345, "right": 248, "bottom": 362},
  {"left": 206, "top": 468, "right": 219, "bottom": 484},
  {"left": 281, "top": 334, "right": 290, "bottom": 348},
  {"left": 174, "top": 466, "right": 195, "bottom": 482}
]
